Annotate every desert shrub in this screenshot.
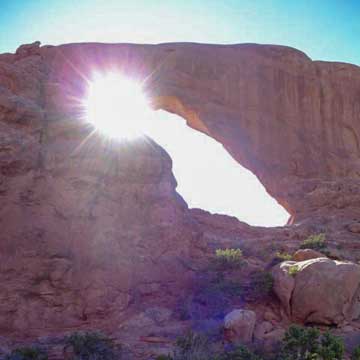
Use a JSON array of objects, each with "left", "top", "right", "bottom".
[
  {"left": 352, "top": 346, "right": 360, "bottom": 360},
  {"left": 186, "top": 273, "right": 243, "bottom": 320},
  {"left": 300, "top": 233, "right": 326, "bottom": 251},
  {"left": 212, "top": 249, "right": 245, "bottom": 270},
  {"left": 193, "top": 248, "right": 245, "bottom": 318},
  {"left": 278, "top": 325, "right": 344, "bottom": 360},
  {"left": 275, "top": 251, "right": 292, "bottom": 262},
  {"left": 215, "top": 345, "right": 262, "bottom": 360},
  {"left": 209, "top": 276, "right": 244, "bottom": 297},
  {"left": 247, "top": 271, "right": 274, "bottom": 300},
  {"left": 65, "top": 331, "right": 118, "bottom": 360},
  {"left": 177, "top": 295, "right": 194, "bottom": 320},
  {"left": 5, "top": 347, "right": 48, "bottom": 360},
  {"left": 159, "top": 336, "right": 262, "bottom": 360},
  {"left": 288, "top": 265, "right": 300, "bottom": 277},
  {"left": 317, "top": 332, "right": 344, "bottom": 360},
  {"left": 173, "top": 332, "right": 213, "bottom": 360},
  {"left": 279, "top": 325, "right": 320, "bottom": 359},
  {"left": 156, "top": 327, "right": 345, "bottom": 360}
]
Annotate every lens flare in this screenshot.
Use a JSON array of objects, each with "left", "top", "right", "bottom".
[{"left": 84, "top": 73, "right": 151, "bottom": 139}]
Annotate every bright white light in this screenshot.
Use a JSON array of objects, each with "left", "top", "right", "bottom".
[
  {"left": 85, "top": 73, "right": 151, "bottom": 139},
  {"left": 147, "top": 111, "right": 290, "bottom": 227},
  {"left": 82, "top": 73, "right": 289, "bottom": 226}
]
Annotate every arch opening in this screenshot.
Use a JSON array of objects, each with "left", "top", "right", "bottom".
[
  {"left": 146, "top": 110, "right": 290, "bottom": 227},
  {"left": 81, "top": 71, "right": 289, "bottom": 227}
]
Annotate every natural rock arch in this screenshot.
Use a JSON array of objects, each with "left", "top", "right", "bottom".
[
  {"left": 1, "top": 41, "right": 360, "bottom": 348},
  {"left": 27, "top": 41, "right": 360, "bottom": 222}
]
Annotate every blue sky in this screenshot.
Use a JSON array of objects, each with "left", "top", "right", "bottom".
[
  {"left": 1, "top": 1, "right": 358, "bottom": 226},
  {"left": 1, "top": 0, "right": 359, "bottom": 64}
]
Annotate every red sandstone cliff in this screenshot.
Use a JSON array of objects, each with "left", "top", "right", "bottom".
[{"left": 0, "top": 41, "right": 360, "bottom": 358}]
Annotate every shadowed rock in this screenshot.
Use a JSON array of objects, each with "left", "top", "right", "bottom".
[
  {"left": 1, "top": 41, "right": 360, "bottom": 356},
  {"left": 273, "top": 258, "right": 360, "bottom": 325}
]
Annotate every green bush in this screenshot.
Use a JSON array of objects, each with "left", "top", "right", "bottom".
[
  {"left": 188, "top": 273, "right": 243, "bottom": 319},
  {"left": 158, "top": 327, "right": 345, "bottom": 360},
  {"left": 208, "top": 276, "right": 243, "bottom": 297},
  {"left": 275, "top": 251, "right": 292, "bottom": 262},
  {"left": 157, "top": 332, "right": 216, "bottom": 360},
  {"left": 5, "top": 347, "right": 48, "bottom": 360},
  {"left": 212, "top": 249, "right": 245, "bottom": 270},
  {"left": 279, "top": 325, "right": 319, "bottom": 359},
  {"left": 65, "top": 331, "right": 118, "bottom": 360},
  {"left": 317, "top": 332, "right": 345, "bottom": 360},
  {"left": 352, "top": 346, "right": 360, "bottom": 360},
  {"left": 300, "top": 233, "right": 326, "bottom": 251},
  {"left": 173, "top": 332, "right": 213, "bottom": 360},
  {"left": 288, "top": 265, "right": 300, "bottom": 277},
  {"left": 215, "top": 345, "right": 262, "bottom": 360},
  {"left": 162, "top": 333, "right": 262, "bottom": 360},
  {"left": 279, "top": 325, "right": 344, "bottom": 360},
  {"left": 248, "top": 271, "right": 274, "bottom": 300}
]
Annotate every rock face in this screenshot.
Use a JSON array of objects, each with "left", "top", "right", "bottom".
[
  {"left": 54, "top": 43, "right": 360, "bottom": 223},
  {"left": 254, "top": 321, "right": 273, "bottom": 341},
  {"left": 0, "top": 41, "right": 360, "bottom": 356},
  {"left": 0, "top": 117, "right": 198, "bottom": 334},
  {"left": 224, "top": 309, "right": 256, "bottom": 343},
  {"left": 0, "top": 40, "right": 202, "bottom": 339},
  {"left": 292, "top": 248, "right": 326, "bottom": 261},
  {"left": 272, "top": 258, "right": 360, "bottom": 325},
  {"left": 2, "top": 41, "right": 360, "bottom": 223}
]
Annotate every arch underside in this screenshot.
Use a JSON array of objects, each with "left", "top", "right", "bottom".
[
  {"left": 4, "top": 40, "right": 360, "bottom": 220},
  {"left": 0, "top": 40, "right": 360, "bottom": 344}
]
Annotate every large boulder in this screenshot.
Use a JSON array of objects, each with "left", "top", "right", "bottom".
[
  {"left": 254, "top": 321, "right": 274, "bottom": 340},
  {"left": 348, "top": 222, "right": 360, "bottom": 234},
  {"left": 272, "top": 262, "right": 296, "bottom": 316},
  {"left": 292, "top": 249, "right": 326, "bottom": 261},
  {"left": 272, "top": 258, "right": 360, "bottom": 325},
  {"left": 224, "top": 309, "right": 256, "bottom": 343}
]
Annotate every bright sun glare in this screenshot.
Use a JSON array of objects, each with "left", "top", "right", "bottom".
[
  {"left": 83, "top": 72, "right": 289, "bottom": 226},
  {"left": 85, "top": 73, "right": 151, "bottom": 139}
]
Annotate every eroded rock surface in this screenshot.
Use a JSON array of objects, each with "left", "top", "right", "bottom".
[
  {"left": 0, "top": 41, "right": 360, "bottom": 357},
  {"left": 273, "top": 258, "right": 360, "bottom": 325},
  {"left": 0, "top": 119, "right": 199, "bottom": 331},
  {"left": 3, "top": 40, "right": 360, "bottom": 222},
  {"left": 224, "top": 309, "right": 256, "bottom": 343},
  {"left": 292, "top": 248, "right": 326, "bottom": 261}
]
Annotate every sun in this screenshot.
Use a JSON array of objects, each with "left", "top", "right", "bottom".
[{"left": 84, "top": 73, "right": 151, "bottom": 139}]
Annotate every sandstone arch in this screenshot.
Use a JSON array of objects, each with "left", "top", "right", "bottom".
[
  {"left": 29, "top": 41, "right": 359, "bottom": 222},
  {"left": 0, "top": 41, "right": 360, "bottom": 345}
]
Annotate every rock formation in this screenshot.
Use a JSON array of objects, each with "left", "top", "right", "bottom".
[
  {"left": 0, "top": 40, "right": 360, "bottom": 358},
  {"left": 224, "top": 309, "right": 256, "bottom": 343},
  {"left": 292, "top": 248, "right": 325, "bottom": 261},
  {"left": 272, "top": 258, "right": 360, "bottom": 325}
]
